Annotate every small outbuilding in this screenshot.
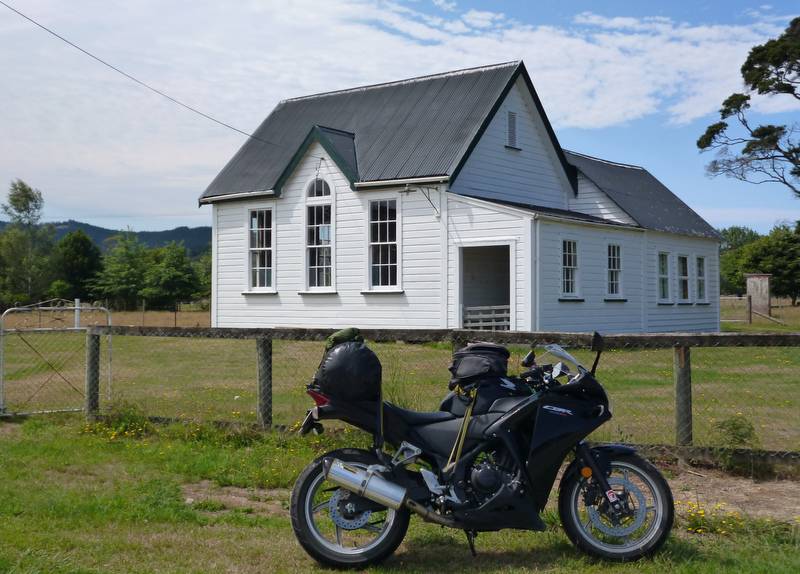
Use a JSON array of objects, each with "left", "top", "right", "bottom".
[{"left": 200, "top": 61, "right": 720, "bottom": 332}]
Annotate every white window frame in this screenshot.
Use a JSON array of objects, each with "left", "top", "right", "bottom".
[
  {"left": 696, "top": 255, "right": 707, "bottom": 303},
  {"left": 677, "top": 254, "right": 691, "bottom": 302},
  {"left": 606, "top": 243, "right": 623, "bottom": 298},
  {"left": 303, "top": 176, "right": 336, "bottom": 292},
  {"left": 364, "top": 192, "right": 403, "bottom": 292},
  {"left": 506, "top": 110, "right": 519, "bottom": 149},
  {"left": 657, "top": 251, "right": 671, "bottom": 303},
  {"left": 560, "top": 238, "right": 580, "bottom": 298},
  {"left": 245, "top": 205, "right": 277, "bottom": 293}
]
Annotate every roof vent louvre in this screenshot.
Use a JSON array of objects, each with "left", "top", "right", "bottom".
[{"left": 506, "top": 111, "right": 518, "bottom": 149}]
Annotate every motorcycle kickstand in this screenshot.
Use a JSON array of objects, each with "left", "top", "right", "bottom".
[{"left": 464, "top": 530, "right": 477, "bottom": 557}]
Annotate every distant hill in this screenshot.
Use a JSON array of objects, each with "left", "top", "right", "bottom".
[{"left": 0, "top": 219, "right": 211, "bottom": 255}]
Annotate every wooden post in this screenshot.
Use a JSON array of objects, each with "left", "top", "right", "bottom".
[
  {"left": 746, "top": 295, "right": 752, "bottom": 324},
  {"left": 673, "top": 345, "right": 692, "bottom": 446},
  {"left": 85, "top": 332, "right": 101, "bottom": 420},
  {"left": 256, "top": 337, "right": 273, "bottom": 428}
]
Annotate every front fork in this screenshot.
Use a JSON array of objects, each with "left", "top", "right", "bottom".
[{"left": 575, "top": 442, "right": 626, "bottom": 518}]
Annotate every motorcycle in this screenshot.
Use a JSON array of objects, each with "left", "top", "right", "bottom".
[{"left": 291, "top": 331, "right": 674, "bottom": 568}]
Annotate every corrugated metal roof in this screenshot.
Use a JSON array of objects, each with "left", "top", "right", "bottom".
[
  {"left": 563, "top": 151, "right": 720, "bottom": 240},
  {"left": 201, "top": 62, "right": 521, "bottom": 199}
]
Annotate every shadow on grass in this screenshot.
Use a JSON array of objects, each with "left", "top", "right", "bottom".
[{"left": 379, "top": 532, "right": 702, "bottom": 572}]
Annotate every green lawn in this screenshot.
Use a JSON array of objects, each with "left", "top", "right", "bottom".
[
  {"left": 2, "top": 333, "right": 799, "bottom": 451},
  {"left": 0, "top": 415, "right": 798, "bottom": 574}
]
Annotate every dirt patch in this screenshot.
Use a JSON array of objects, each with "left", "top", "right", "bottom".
[
  {"left": 0, "top": 421, "right": 22, "bottom": 438},
  {"left": 668, "top": 466, "right": 800, "bottom": 520},
  {"left": 181, "top": 480, "right": 289, "bottom": 516},
  {"left": 182, "top": 466, "right": 800, "bottom": 524}
]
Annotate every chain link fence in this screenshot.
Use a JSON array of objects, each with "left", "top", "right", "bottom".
[
  {"left": 0, "top": 302, "right": 111, "bottom": 415},
  {"left": 3, "top": 321, "right": 798, "bottom": 455}
]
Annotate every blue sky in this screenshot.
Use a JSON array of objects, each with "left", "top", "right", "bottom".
[{"left": 0, "top": 0, "right": 798, "bottom": 232}]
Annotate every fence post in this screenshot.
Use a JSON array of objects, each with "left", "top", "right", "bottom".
[
  {"left": 256, "top": 337, "right": 273, "bottom": 428},
  {"left": 673, "top": 345, "right": 692, "bottom": 446},
  {"left": 85, "top": 331, "right": 101, "bottom": 420},
  {"left": 746, "top": 294, "right": 752, "bottom": 324}
]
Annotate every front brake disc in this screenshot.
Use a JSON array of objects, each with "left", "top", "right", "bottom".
[{"left": 586, "top": 477, "right": 647, "bottom": 537}]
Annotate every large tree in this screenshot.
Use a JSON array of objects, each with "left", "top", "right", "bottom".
[
  {"left": 89, "top": 233, "right": 150, "bottom": 310},
  {"left": 697, "top": 17, "right": 800, "bottom": 197},
  {"left": 139, "top": 242, "right": 197, "bottom": 310},
  {"left": 2, "top": 179, "right": 44, "bottom": 227},
  {"left": 0, "top": 180, "right": 54, "bottom": 305},
  {"left": 50, "top": 230, "right": 103, "bottom": 300}
]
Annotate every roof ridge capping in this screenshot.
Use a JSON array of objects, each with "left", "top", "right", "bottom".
[
  {"left": 563, "top": 149, "right": 644, "bottom": 171},
  {"left": 281, "top": 61, "right": 522, "bottom": 103},
  {"left": 314, "top": 125, "right": 355, "bottom": 137}
]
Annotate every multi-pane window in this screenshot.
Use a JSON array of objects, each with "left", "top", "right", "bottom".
[
  {"left": 607, "top": 244, "right": 621, "bottom": 296},
  {"left": 677, "top": 255, "right": 690, "bottom": 301},
  {"left": 658, "top": 252, "right": 670, "bottom": 301},
  {"left": 307, "top": 178, "right": 330, "bottom": 198},
  {"left": 562, "top": 240, "right": 578, "bottom": 296},
  {"left": 506, "top": 111, "right": 518, "bottom": 148},
  {"left": 307, "top": 204, "right": 332, "bottom": 288},
  {"left": 696, "top": 256, "right": 706, "bottom": 301},
  {"left": 249, "top": 209, "right": 273, "bottom": 289},
  {"left": 369, "top": 199, "right": 398, "bottom": 288}
]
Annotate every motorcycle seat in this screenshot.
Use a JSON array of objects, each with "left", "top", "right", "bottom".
[{"left": 383, "top": 402, "right": 457, "bottom": 426}]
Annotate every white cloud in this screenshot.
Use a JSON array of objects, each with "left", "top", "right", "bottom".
[
  {"left": 462, "top": 9, "right": 504, "bottom": 29},
  {"left": 432, "top": 0, "right": 456, "bottom": 12},
  {"left": 0, "top": 0, "right": 797, "bottom": 228}
]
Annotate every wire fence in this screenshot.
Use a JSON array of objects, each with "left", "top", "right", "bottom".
[
  {"left": 2, "top": 324, "right": 798, "bottom": 455},
  {"left": 0, "top": 304, "right": 111, "bottom": 415}
]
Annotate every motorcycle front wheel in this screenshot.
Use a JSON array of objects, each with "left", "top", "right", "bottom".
[
  {"left": 558, "top": 453, "right": 674, "bottom": 561},
  {"left": 290, "top": 448, "right": 410, "bottom": 569}
]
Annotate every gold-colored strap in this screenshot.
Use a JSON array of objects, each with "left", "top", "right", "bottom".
[{"left": 444, "top": 389, "right": 476, "bottom": 474}]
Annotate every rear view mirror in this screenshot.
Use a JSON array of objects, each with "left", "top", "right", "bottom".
[
  {"left": 591, "top": 331, "right": 604, "bottom": 353},
  {"left": 521, "top": 349, "right": 535, "bottom": 368}
]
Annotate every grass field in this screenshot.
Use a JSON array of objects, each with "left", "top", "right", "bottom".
[
  {"left": 0, "top": 415, "right": 797, "bottom": 574},
  {"left": 2, "top": 331, "right": 798, "bottom": 451}
]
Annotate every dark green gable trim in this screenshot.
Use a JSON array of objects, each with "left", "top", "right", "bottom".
[
  {"left": 449, "top": 62, "right": 579, "bottom": 195},
  {"left": 272, "top": 125, "right": 358, "bottom": 195}
]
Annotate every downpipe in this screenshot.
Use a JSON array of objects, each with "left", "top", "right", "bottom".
[{"left": 323, "top": 458, "right": 458, "bottom": 527}]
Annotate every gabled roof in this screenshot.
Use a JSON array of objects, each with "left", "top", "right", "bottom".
[
  {"left": 273, "top": 126, "right": 358, "bottom": 193},
  {"left": 200, "top": 61, "right": 576, "bottom": 201},
  {"left": 563, "top": 151, "right": 720, "bottom": 240}
]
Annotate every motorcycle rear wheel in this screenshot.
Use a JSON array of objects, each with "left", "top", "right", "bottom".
[
  {"left": 290, "top": 448, "right": 410, "bottom": 569},
  {"left": 558, "top": 453, "right": 674, "bottom": 561}
]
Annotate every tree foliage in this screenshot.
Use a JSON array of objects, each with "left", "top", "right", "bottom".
[
  {"left": 139, "top": 242, "right": 198, "bottom": 309},
  {"left": 0, "top": 180, "right": 54, "bottom": 305},
  {"left": 719, "top": 225, "right": 761, "bottom": 252},
  {"left": 697, "top": 17, "right": 800, "bottom": 197},
  {"left": 51, "top": 230, "right": 103, "bottom": 300},
  {"left": 88, "top": 233, "right": 150, "bottom": 310},
  {"left": 738, "top": 224, "right": 800, "bottom": 305},
  {"left": 2, "top": 179, "right": 44, "bottom": 226}
]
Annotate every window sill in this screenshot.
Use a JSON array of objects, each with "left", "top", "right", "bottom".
[
  {"left": 695, "top": 302, "right": 711, "bottom": 306},
  {"left": 558, "top": 297, "right": 584, "bottom": 302},
  {"left": 298, "top": 290, "right": 338, "bottom": 295},
  {"left": 361, "top": 289, "right": 405, "bottom": 294},
  {"left": 676, "top": 301, "right": 693, "bottom": 306},
  {"left": 657, "top": 302, "right": 674, "bottom": 306},
  {"left": 504, "top": 145, "right": 522, "bottom": 151},
  {"left": 604, "top": 298, "right": 627, "bottom": 303},
  {"left": 242, "top": 290, "right": 278, "bottom": 295}
]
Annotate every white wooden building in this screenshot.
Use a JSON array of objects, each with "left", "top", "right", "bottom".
[{"left": 200, "top": 62, "right": 720, "bottom": 333}]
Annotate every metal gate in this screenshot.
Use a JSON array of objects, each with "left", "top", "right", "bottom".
[{"left": 0, "top": 300, "right": 112, "bottom": 416}]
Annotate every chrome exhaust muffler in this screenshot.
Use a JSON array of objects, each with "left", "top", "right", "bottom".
[{"left": 323, "top": 458, "right": 407, "bottom": 510}]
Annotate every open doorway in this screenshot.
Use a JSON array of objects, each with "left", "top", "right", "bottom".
[{"left": 461, "top": 245, "right": 511, "bottom": 330}]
